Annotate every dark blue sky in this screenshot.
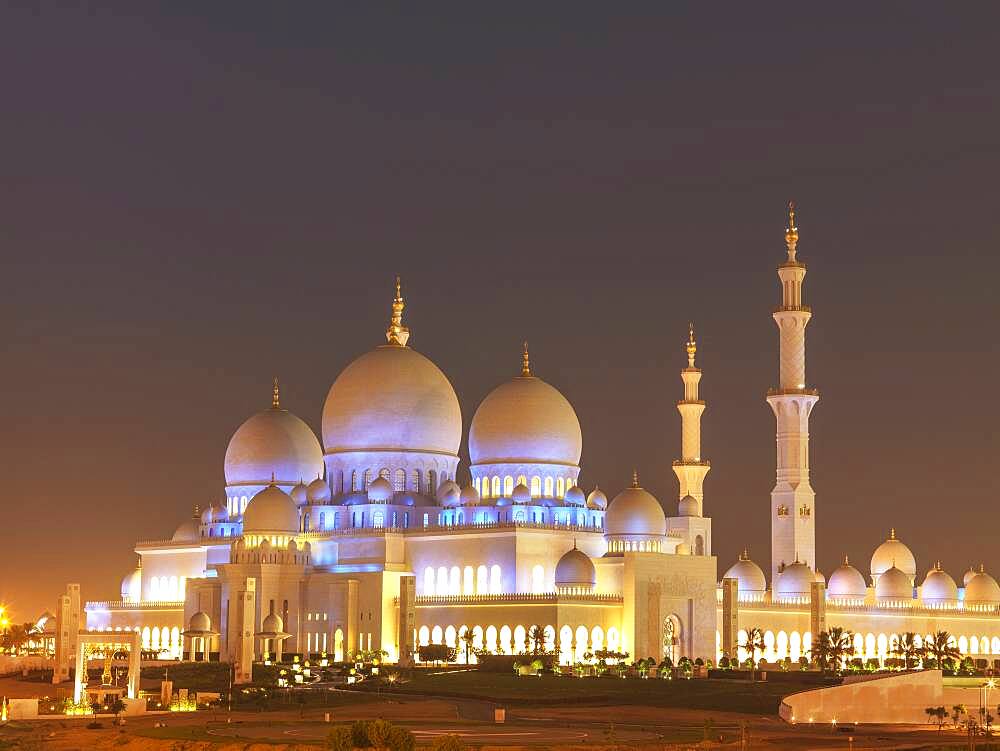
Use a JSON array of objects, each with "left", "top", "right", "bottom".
[{"left": 2, "top": 3, "right": 998, "bottom": 617}]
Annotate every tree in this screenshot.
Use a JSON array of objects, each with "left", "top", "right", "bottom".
[
  {"left": 431, "top": 734, "right": 466, "bottom": 751},
  {"left": 891, "top": 632, "right": 925, "bottom": 670},
  {"left": 107, "top": 697, "right": 126, "bottom": 724},
  {"left": 927, "top": 632, "right": 961, "bottom": 672},
  {"left": 327, "top": 726, "right": 353, "bottom": 751},
  {"left": 460, "top": 629, "right": 476, "bottom": 664},
  {"left": 810, "top": 628, "right": 854, "bottom": 674},
  {"left": 952, "top": 704, "right": 967, "bottom": 728},
  {"left": 528, "top": 625, "right": 545, "bottom": 655},
  {"left": 925, "top": 706, "right": 947, "bottom": 731},
  {"left": 742, "top": 628, "right": 765, "bottom": 678}
]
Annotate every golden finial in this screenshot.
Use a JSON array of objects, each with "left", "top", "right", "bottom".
[
  {"left": 385, "top": 276, "right": 410, "bottom": 346},
  {"left": 272, "top": 376, "right": 280, "bottom": 409},
  {"left": 981, "top": 563, "right": 986, "bottom": 573},
  {"left": 686, "top": 322, "right": 697, "bottom": 368},
  {"left": 631, "top": 468, "right": 640, "bottom": 488},
  {"left": 785, "top": 200, "right": 799, "bottom": 262},
  {"left": 193, "top": 504, "right": 200, "bottom": 518},
  {"left": 270, "top": 471, "right": 276, "bottom": 484},
  {"left": 889, "top": 527, "right": 896, "bottom": 540},
  {"left": 740, "top": 547, "right": 749, "bottom": 561},
  {"left": 843, "top": 554, "right": 849, "bottom": 566},
  {"left": 521, "top": 341, "right": 532, "bottom": 376}
]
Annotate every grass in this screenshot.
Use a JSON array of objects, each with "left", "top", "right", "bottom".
[{"left": 354, "top": 671, "right": 810, "bottom": 714}]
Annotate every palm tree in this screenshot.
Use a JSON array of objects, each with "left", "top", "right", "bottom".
[
  {"left": 925, "top": 706, "right": 947, "bottom": 731},
  {"left": 810, "top": 630, "right": 853, "bottom": 674},
  {"left": 927, "top": 632, "right": 961, "bottom": 671},
  {"left": 742, "top": 628, "right": 766, "bottom": 678},
  {"left": 528, "top": 625, "right": 545, "bottom": 655},
  {"left": 460, "top": 629, "right": 476, "bottom": 664},
  {"left": 891, "top": 632, "right": 925, "bottom": 670}
]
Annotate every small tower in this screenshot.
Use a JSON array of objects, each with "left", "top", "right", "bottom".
[
  {"left": 667, "top": 324, "right": 713, "bottom": 556},
  {"left": 767, "top": 202, "right": 820, "bottom": 582}
]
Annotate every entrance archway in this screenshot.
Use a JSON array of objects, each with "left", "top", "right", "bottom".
[{"left": 663, "top": 615, "right": 681, "bottom": 663}]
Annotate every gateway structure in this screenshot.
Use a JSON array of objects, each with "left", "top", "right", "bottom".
[{"left": 73, "top": 207, "right": 1000, "bottom": 680}]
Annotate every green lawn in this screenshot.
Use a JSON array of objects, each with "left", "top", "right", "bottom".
[{"left": 355, "top": 671, "right": 808, "bottom": 714}]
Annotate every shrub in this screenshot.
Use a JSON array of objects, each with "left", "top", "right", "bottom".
[
  {"left": 326, "top": 726, "right": 353, "bottom": 751},
  {"left": 387, "top": 725, "right": 416, "bottom": 751},
  {"left": 417, "top": 644, "right": 457, "bottom": 664},
  {"left": 368, "top": 719, "right": 394, "bottom": 748},
  {"left": 431, "top": 734, "right": 466, "bottom": 751},
  {"left": 351, "top": 719, "right": 372, "bottom": 747}
]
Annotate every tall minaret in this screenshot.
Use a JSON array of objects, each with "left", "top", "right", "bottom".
[
  {"left": 672, "top": 323, "right": 710, "bottom": 515},
  {"left": 767, "top": 202, "right": 820, "bottom": 582}
]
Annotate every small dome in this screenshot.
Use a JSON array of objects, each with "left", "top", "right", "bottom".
[
  {"left": 775, "top": 561, "right": 815, "bottom": 599},
  {"left": 224, "top": 400, "right": 323, "bottom": 487},
  {"left": 261, "top": 612, "right": 284, "bottom": 634},
  {"left": 243, "top": 484, "right": 299, "bottom": 534},
  {"left": 307, "top": 477, "right": 331, "bottom": 504},
  {"left": 724, "top": 552, "right": 766, "bottom": 593},
  {"left": 675, "top": 542, "right": 691, "bottom": 555},
  {"left": 459, "top": 483, "right": 480, "bottom": 506},
  {"left": 512, "top": 482, "right": 531, "bottom": 504},
  {"left": 875, "top": 565, "right": 913, "bottom": 601},
  {"left": 605, "top": 477, "right": 666, "bottom": 538},
  {"left": 554, "top": 546, "right": 596, "bottom": 589},
  {"left": 189, "top": 611, "right": 211, "bottom": 632},
  {"left": 201, "top": 506, "right": 215, "bottom": 523},
  {"left": 564, "top": 485, "right": 586, "bottom": 507},
  {"left": 871, "top": 529, "right": 916, "bottom": 580},
  {"left": 367, "top": 476, "right": 393, "bottom": 503},
  {"left": 965, "top": 569, "right": 1000, "bottom": 605},
  {"left": 814, "top": 570, "right": 826, "bottom": 584},
  {"left": 436, "top": 480, "right": 461, "bottom": 506},
  {"left": 587, "top": 487, "right": 608, "bottom": 510},
  {"left": 290, "top": 481, "right": 309, "bottom": 506},
  {"left": 469, "top": 354, "right": 582, "bottom": 467},
  {"left": 828, "top": 558, "right": 867, "bottom": 599},
  {"left": 678, "top": 495, "right": 699, "bottom": 517},
  {"left": 120, "top": 567, "right": 142, "bottom": 601},
  {"left": 964, "top": 567, "right": 978, "bottom": 587},
  {"left": 172, "top": 515, "right": 201, "bottom": 542},
  {"left": 921, "top": 565, "right": 958, "bottom": 604}
]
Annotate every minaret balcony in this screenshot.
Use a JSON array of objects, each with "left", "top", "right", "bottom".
[
  {"left": 774, "top": 305, "right": 811, "bottom": 314},
  {"left": 767, "top": 386, "right": 819, "bottom": 397},
  {"left": 672, "top": 458, "right": 710, "bottom": 467}
]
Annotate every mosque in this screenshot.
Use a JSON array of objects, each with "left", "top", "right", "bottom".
[{"left": 69, "top": 205, "right": 1000, "bottom": 682}]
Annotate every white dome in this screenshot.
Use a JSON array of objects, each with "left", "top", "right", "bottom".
[
  {"left": 723, "top": 552, "right": 766, "bottom": 593},
  {"left": 605, "top": 479, "right": 666, "bottom": 538},
  {"left": 322, "top": 345, "right": 461, "bottom": 456},
  {"left": 243, "top": 484, "right": 299, "bottom": 534},
  {"left": 876, "top": 565, "right": 913, "bottom": 601},
  {"left": 963, "top": 567, "right": 978, "bottom": 586},
  {"left": 224, "top": 402, "right": 323, "bottom": 487},
  {"left": 436, "top": 480, "right": 461, "bottom": 506},
  {"left": 587, "top": 487, "right": 608, "bottom": 510},
  {"left": 871, "top": 529, "right": 916, "bottom": 580},
  {"left": 367, "top": 476, "right": 393, "bottom": 503},
  {"left": 512, "top": 482, "right": 531, "bottom": 504},
  {"left": 261, "top": 612, "right": 285, "bottom": 634},
  {"left": 307, "top": 477, "right": 331, "bottom": 504},
  {"left": 469, "top": 354, "right": 582, "bottom": 466},
  {"left": 120, "top": 566, "right": 142, "bottom": 601},
  {"left": 290, "top": 481, "right": 309, "bottom": 506},
  {"left": 564, "top": 485, "right": 586, "bottom": 506},
  {"left": 555, "top": 547, "right": 596, "bottom": 589},
  {"left": 965, "top": 570, "right": 1000, "bottom": 605},
  {"left": 188, "top": 611, "right": 211, "bottom": 632},
  {"left": 775, "top": 561, "right": 815, "bottom": 599},
  {"left": 678, "top": 495, "right": 699, "bottom": 517},
  {"left": 921, "top": 565, "right": 958, "bottom": 604},
  {"left": 827, "top": 558, "right": 867, "bottom": 599},
  {"left": 459, "top": 483, "right": 480, "bottom": 506},
  {"left": 172, "top": 514, "right": 201, "bottom": 542}
]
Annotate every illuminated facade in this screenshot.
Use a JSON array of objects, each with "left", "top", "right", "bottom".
[{"left": 78, "top": 208, "right": 1000, "bottom": 676}]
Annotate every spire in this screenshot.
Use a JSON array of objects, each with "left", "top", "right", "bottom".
[
  {"left": 385, "top": 276, "right": 410, "bottom": 346},
  {"left": 785, "top": 200, "right": 799, "bottom": 263},
  {"left": 270, "top": 471, "right": 276, "bottom": 485},
  {"left": 631, "top": 468, "right": 640, "bottom": 488},
  {"left": 521, "top": 341, "right": 532, "bottom": 376},
  {"left": 686, "top": 323, "right": 697, "bottom": 368},
  {"left": 889, "top": 528, "right": 896, "bottom": 540},
  {"left": 272, "top": 376, "right": 281, "bottom": 409},
  {"left": 740, "top": 547, "right": 749, "bottom": 561},
  {"left": 843, "top": 554, "right": 849, "bottom": 566}
]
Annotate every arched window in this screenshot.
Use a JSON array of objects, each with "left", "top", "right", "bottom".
[
  {"left": 141, "top": 626, "right": 151, "bottom": 649},
  {"left": 149, "top": 577, "right": 160, "bottom": 600},
  {"left": 394, "top": 469, "right": 405, "bottom": 492},
  {"left": 319, "top": 512, "right": 325, "bottom": 529},
  {"left": 428, "top": 470, "right": 437, "bottom": 494},
  {"left": 449, "top": 566, "right": 461, "bottom": 595},
  {"left": 514, "top": 625, "right": 527, "bottom": 652},
  {"left": 151, "top": 627, "right": 160, "bottom": 651},
  {"left": 463, "top": 566, "right": 474, "bottom": 595},
  {"left": 431, "top": 625, "right": 443, "bottom": 644},
  {"left": 240, "top": 495, "right": 248, "bottom": 513},
  {"left": 556, "top": 477, "right": 565, "bottom": 498},
  {"left": 695, "top": 535, "right": 705, "bottom": 555},
  {"left": 473, "top": 477, "right": 481, "bottom": 497},
  {"left": 591, "top": 626, "right": 605, "bottom": 652},
  {"left": 351, "top": 471, "right": 359, "bottom": 491},
  {"left": 499, "top": 625, "right": 512, "bottom": 654},
  {"left": 412, "top": 470, "right": 421, "bottom": 493},
  {"left": 486, "top": 626, "right": 498, "bottom": 652},
  {"left": 168, "top": 576, "right": 178, "bottom": 600},
  {"left": 418, "top": 626, "right": 429, "bottom": 647},
  {"left": 437, "top": 567, "right": 448, "bottom": 594},
  {"left": 476, "top": 565, "right": 488, "bottom": 594},
  {"left": 424, "top": 567, "right": 436, "bottom": 595},
  {"left": 445, "top": 625, "right": 457, "bottom": 648},
  {"left": 373, "top": 511, "right": 384, "bottom": 528},
  {"left": 378, "top": 467, "right": 390, "bottom": 481},
  {"left": 514, "top": 509, "right": 526, "bottom": 523},
  {"left": 530, "top": 476, "right": 541, "bottom": 497},
  {"left": 503, "top": 476, "right": 514, "bottom": 496},
  {"left": 531, "top": 564, "right": 545, "bottom": 593},
  {"left": 490, "top": 565, "right": 502, "bottom": 594},
  {"left": 544, "top": 477, "right": 554, "bottom": 497},
  {"left": 363, "top": 469, "right": 373, "bottom": 489},
  {"left": 491, "top": 476, "right": 501, "bottom": 498}
]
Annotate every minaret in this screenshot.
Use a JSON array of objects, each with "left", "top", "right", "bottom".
[
  {"left": 385, "top": 276, "right": 410, "bottom": 346},
  {"left": 767, "top": 202, "right": 820, "bottom": 582},
  {"left": 672, "top": 324, "right": 710, "bottom": 515}
]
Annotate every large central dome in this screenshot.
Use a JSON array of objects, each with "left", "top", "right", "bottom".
[
  {"left": 469, "top": 346, "right": 582, "bottom": 466},
  {"left": 322, "top": 285, "right": 462, "bottom": 458}
]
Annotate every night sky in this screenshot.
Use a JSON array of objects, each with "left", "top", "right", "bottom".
[{"left": 2, "top": 3, "right": 999, "bottom": 620}]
